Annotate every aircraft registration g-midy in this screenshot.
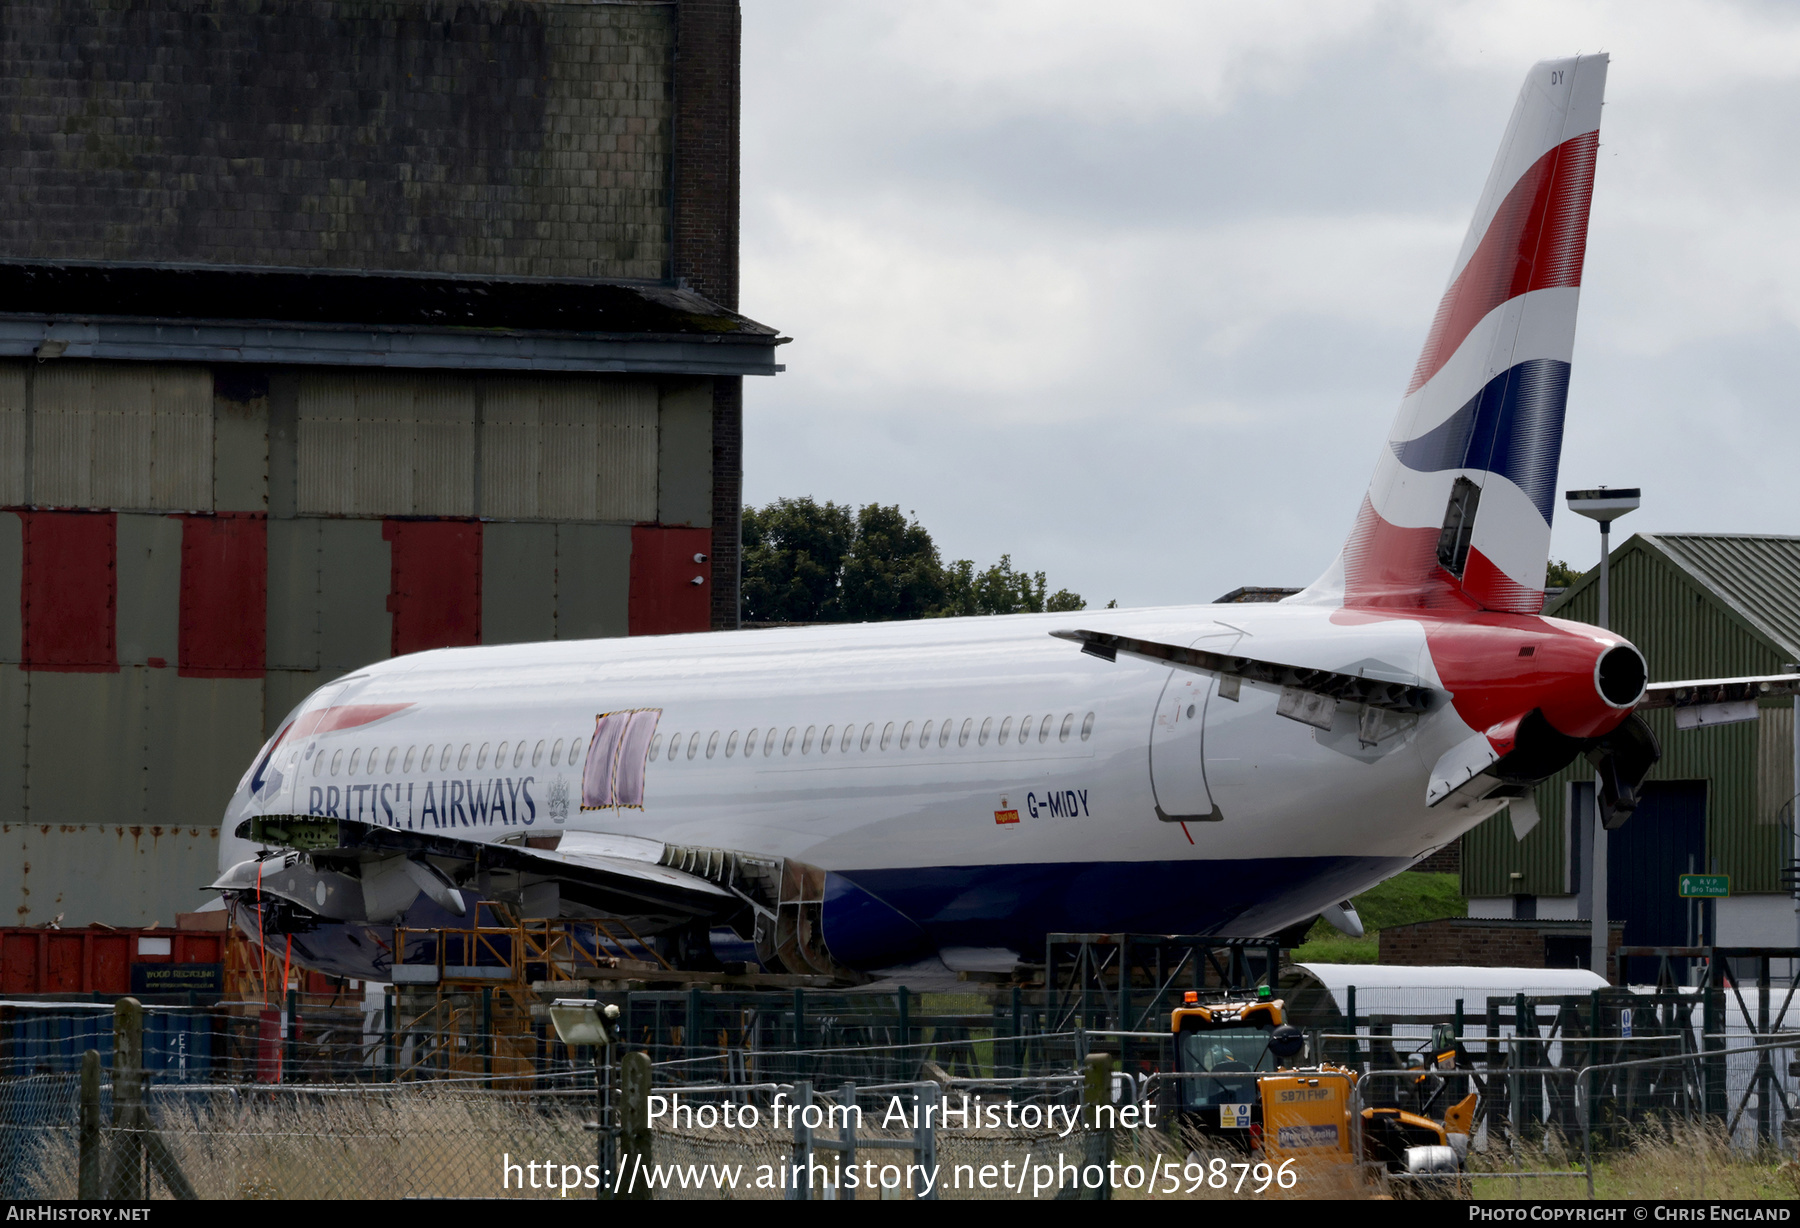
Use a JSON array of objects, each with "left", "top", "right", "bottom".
[{"left": 213, "top": 55, "right": 1796, "bottom": 981}]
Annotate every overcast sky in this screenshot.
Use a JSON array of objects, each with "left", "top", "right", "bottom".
[{"left": 736, "top": 2, "right": 1800, "bottom": 609}]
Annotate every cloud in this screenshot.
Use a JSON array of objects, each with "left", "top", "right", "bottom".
[{"left": 742, "top": 1, "right": 1800, "bottom": 606}]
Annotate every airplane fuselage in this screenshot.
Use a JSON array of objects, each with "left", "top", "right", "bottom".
[{"left": 220, "top": 600, "right": 1632, "bottom": 965}]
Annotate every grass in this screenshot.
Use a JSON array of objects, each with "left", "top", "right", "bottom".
[
  {"left": 1289, "top": 871, "right": 1466, "bottom": 964},
  {"left": 1467, "top": 1120, "right": 1800, "bottom": 1201}
]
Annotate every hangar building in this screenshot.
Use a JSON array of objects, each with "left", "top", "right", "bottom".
[{"left": 0, "top": 0, "right": 783, "bottom": 925}]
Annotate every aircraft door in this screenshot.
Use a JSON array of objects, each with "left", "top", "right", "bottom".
[{"left": 1148, "top": 629, "right": 1238, "bottom": 823}]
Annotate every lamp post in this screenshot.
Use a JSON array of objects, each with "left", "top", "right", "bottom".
[
  {"left": 550, "top": 998, "right": 621, "bottom": 1198},
  {"left": 1565, "top": 487, "right": 1641, "bottom": 979}
]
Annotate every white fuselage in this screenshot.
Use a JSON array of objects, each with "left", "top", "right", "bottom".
[{"left": 221, "top": 602, "right": 1497, "bottom": 945}]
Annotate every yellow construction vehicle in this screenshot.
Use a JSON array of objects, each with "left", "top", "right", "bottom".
[{"left": 1170, "top": 987, "right": 1477, "bottom": 1183}]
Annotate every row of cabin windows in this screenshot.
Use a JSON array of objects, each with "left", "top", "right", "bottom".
[
  {"left": 651, "top": 711, "right": 1097, "bottom": 763},
  {"left": 312, "top": 735, "right": 590, "bottom": 779}
]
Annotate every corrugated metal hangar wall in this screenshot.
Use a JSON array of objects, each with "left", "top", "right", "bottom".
[
  {"left": 0, "top": 363, "right": 719, "bottom": 926},
  {"left": 0, "top": 0, "right": 782, "bottom": 927}
]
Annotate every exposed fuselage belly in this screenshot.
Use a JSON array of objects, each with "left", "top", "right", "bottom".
[{"left": 220, "top": 602, "right": 1496, "bottom": 968}]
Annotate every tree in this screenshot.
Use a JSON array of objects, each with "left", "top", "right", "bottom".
[
  {"left": 1545, "top": 558, "right": 1585, "bottom": 589},
  {"left": 739, "top": 499, "right": 1085, "bottom": 623},
  {"left": 839, "top": 504, "right": 948, "bottom": 621},
  {"left": 932, "top": 555, "right": 1085, "bottom": 617},
  {"left": 741, "top": 497, "right": 855, "bottom": 623}
]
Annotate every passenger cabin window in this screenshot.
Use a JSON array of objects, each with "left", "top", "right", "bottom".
[
  {"left": 1059, "top": 714, "right": 1074, "bottom": 742},
  {"left": 840, "top": 725, "right": 854, "bottom": 753},
  {"left": 958, "top": 719, "right": 972, "bottom": 748},
  {"left": 348, "top": 749, "right": 361, "bottom": 774},
  {"left": 532, "top": 740, "right": 545, "bottom": 767},
  {"left": 939, "top": 720, "right": 953, "bottom": 749},
  {"left": 821, "top": 725, "right": 834, "bottom": 754},
  {"left": 880, "top": 722, "right": 894, "bottom": 751},
  {"left": 707, "top": 731, "right": 720, "bottom": 759},
  {"left": 783, "top": 727, "right": 797, "bottom": 756},
  {"left": 648, "top": 734, "right": 663, "bottom": 761},
  {"left": 1082, "top": 712, "right": 1097, "bottom": 741},
  {"left": 496, "top": 741, "right": 509, "bottom": 768},
  {"left": 439, "top": 745, "right": 453, "bottom": 771},
  {"left": 422, "top": 744, "right": 436, "bottom": 771},
  {"left": 978, "top": 718, "right": 993, "bottom": 746},
  {"left": 998, "top": 716, "right": 1013, "bottom": 744},
  {"left": 458, "top": 744, "right": 471, "bottom": 771},
  {"left": 901, "top": 721, "right": 914, "bottom": 749},
  {"left": 688, "top": 734, "right": 702, "bottom": 760},
  {"left": 1019, "top": 716, "right": 1033, "bottom": 744},
  {"left": 331, "top": 750, "right": 343, "bottom": 776},
  {"left": 919, "top": 720, "right": 933, "bottom": 749},
  {"left": 764, "top": 728, "right": 778, "bottom": 756},
  {"left": 551, "top": 739, "right": 565, "bottom": 766},
  {"left": 802, "top": 726, "right": 816, "bottom": 754},
  {"left": 1039, "top": 715, "right": 1053, "bottom": 744},
  {"left": 860, "top": 723, "right": 874, "bottom": 751},
  {"left": 514, "top": 742, "right": 527, "bottom": 769},
  {"left": 726, "top": 731, "right": 740, "bottom": 757},
  {"left": 476, "top": 744, "right": 489, "bottom": 770},
  {"left": 403, "top": 746, "right": 416, "bottom": 772}
]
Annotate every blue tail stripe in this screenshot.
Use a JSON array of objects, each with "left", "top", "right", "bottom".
[{"left": 1389, "top": 358, "right": 1570, "bottom": 523}]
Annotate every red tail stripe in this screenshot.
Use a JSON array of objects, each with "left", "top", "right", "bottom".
[
  {"left": 1405, "top": 131, "right": 1599, "bottom": 397},
  {"left": 1341, "top": 500, "right": 1543, "bottom": 615}
]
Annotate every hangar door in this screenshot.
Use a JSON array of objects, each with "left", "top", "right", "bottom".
[{"left": 1604, "top": 780, "right": 1709, "bottom": 983}]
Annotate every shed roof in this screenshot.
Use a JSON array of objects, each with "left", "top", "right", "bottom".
[{"left": 1549, "top": 532, "right": 1800, "bottom": 661}]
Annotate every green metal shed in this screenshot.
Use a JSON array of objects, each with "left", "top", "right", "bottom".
[{"left": 1460, "top": 533, "right": 1800, "bottom": 938}]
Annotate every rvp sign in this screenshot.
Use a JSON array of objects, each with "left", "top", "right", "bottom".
[{"left": 1678, "top": 874, "right": 1730, "bottom": 898}]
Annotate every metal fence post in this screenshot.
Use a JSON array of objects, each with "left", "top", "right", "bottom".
[
  {"left": 1010, "top": 985, "right": 1023, "bottom": 1078},
  {"left": 77, "top": 1048, "right": 101, "bottom": 1198},
  {"left": 284, "top": 987, "right": 298, "bottom": 1082},
  {"left": 481, "top": 986, "right": 493, "bottom": 1086},
  {"left": 895, "top": 987, "right": 909, "bottom": 1082},
  {"left": 788, "top": 1079, "right": 814, "bottom": 1201},
  {"left": 838, "top": 1081, "right": 858, "bottom": 1201},
  {"left": 384, "top": 989, "right": 396, "bottom": 1081},
  {"left": 617, "top": 1051, "right": 653, "bottom": 1201},
  {"left": 913, "top": 1081, "right": 938, "bottom": 1201}
]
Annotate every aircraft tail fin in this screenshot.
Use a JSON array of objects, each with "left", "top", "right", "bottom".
[{"left": 1302, "top": 55, "right": 1608, "bottom": 613}]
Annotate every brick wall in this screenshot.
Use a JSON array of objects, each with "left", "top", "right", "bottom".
[
  {"left": 673, "top": 0, "right": 740, "bottom": 310},
  {"left": 0, "top": 1, "right": 676, "bottom": 279},
  {"left": 1412, "top": 838, "right": 1461, "bottom": 875},
  {"left": 710, "top": 376, "right": 742, "bottom": 629},
  {"left": 672, "top": 0, "right": 742, "bottom": 628},
  {"left": 1380, "top": 917, "right": 1624, "bottom": 978}
]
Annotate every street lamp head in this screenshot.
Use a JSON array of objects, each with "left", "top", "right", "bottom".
[
  {"left": 1565, "top": 487, "right": 1640, "bottom": 525},
  {"left": 548, "top": 999, "right": 611, "bottom": 1047}
]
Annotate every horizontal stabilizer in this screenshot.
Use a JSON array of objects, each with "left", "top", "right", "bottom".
[
  {"left": 1052, "top": 628, "right": 1432, "bottom": 714},
  {"left": 1640, "top": 674, "right": 1800, "bottom": 711}
]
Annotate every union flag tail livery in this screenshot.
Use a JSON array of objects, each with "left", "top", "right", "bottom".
[{"left": 1309, "top": 55, "right": 1607, "bottom": 613}]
